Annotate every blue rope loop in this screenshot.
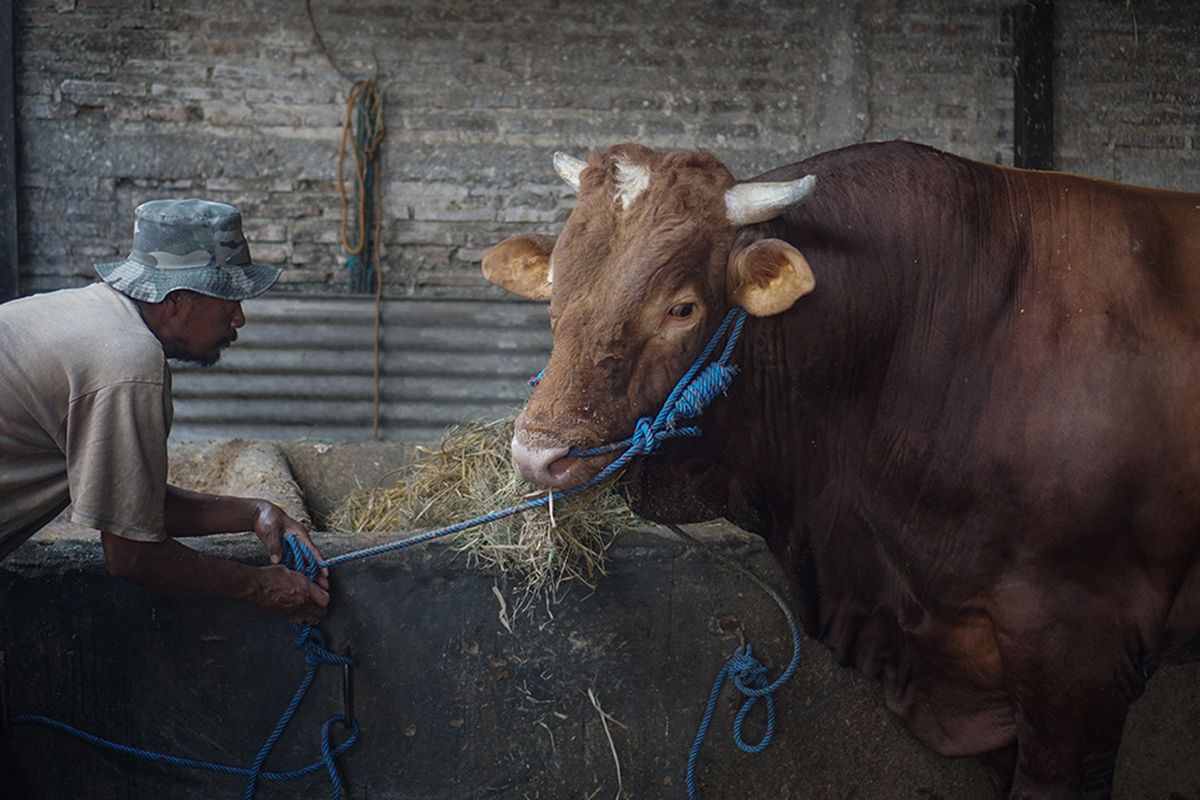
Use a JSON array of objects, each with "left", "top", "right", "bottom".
[
  {"left": 726, "top": 645, "right": 777, "bottom": 753},
  {"left": 281, "top": 535, "right": 357, "bottom": 669},
  {"left": 238, "top": 534, "right": 358, "bottom": 800},
  {"left": 685, "top": 606, "right": 804, "bottom": 799}
]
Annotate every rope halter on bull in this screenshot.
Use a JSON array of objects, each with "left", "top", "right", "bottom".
[
  {"left": 320, "top": 305, "right": 755, "bottom": 568},
  {"left": 14, "top": 305, "right": 801, "bottom": 800}
]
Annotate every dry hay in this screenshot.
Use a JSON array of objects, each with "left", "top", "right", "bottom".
[{"left": 329, "top": 416, "right": 636, "bottom": 610}]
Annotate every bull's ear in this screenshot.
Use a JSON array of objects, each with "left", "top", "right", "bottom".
[
  {"left": 481, "top": 234, "right": 555, "bottom": 301},
  {"left": 727, "top": 238, "right": 815, "bottom": 317}
]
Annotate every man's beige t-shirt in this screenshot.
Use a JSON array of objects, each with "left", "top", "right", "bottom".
[{"left": 0, "top": 282, "right": 173, "bottom": 559}]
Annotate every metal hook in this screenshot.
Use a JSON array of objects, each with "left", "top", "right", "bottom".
[{"left": 341, "top": 646, "right": 355, "bottom": 726}]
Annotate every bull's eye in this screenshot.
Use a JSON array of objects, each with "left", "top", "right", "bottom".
[{"left": 668, "top": 302, "right": 695, "bottom": 319}]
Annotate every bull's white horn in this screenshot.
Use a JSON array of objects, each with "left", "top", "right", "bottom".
[
  {"left": 725, "top": 174, "right": 817, "bottom": 226},
  {"left": 553, "top": 151, "right": 586, "bottom": 192}
]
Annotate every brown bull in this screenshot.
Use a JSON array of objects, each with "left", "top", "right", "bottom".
[{"left": 482, "top": 141, "right": 1200, "bottom": 798}]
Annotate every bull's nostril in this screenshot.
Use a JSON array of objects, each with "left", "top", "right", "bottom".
[
  {"left": 548, "top": 454, "right": 580, "bottom": 481},
  {"left": 511, "top": 435, "right": 571, "bottom": 487}
]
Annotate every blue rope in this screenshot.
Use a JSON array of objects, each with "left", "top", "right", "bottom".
[
  {"left": 570, "top": 308, "right": 746, "bottom": 460},
  {"left": 685, "top": 613, "right": 803, "bottom": 799},
  {"left": 8, "top": 713, "right": 359, "bottom": 784},
  {"left": 14, "top": 534, "right": 359, "bottom": 799},
  {"left": 15, "top": 305, "right": 784, "bottom": 799}
]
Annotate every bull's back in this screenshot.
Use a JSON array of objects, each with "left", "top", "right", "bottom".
[
  {"left": 969, "top": 167, "right": 1200, "bottom": 594},
  {"left": 1000, "top": 169, "right": 1200, "bottom": 447},
  {"left": 1011, "top": 168, "right": 1200, "bottom": 317}
]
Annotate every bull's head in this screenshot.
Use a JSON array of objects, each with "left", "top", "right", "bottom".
[{"left": 483, "top": 144, "right": 817, "bottom": 490}]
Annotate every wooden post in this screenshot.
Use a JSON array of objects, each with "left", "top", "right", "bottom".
[
  {"left": 0, "top": 0, "right": 18, "bottom": 301},
  {"left": 1013, "top": 0, "right": 1054, "bottom": 170}
]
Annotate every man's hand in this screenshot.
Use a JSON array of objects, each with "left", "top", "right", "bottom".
[
  {"left": 147, "top": 487, "right": 335, "bottom": 622},
  {"left": 251, "top": 501, "right": 331, "bottom": 591},
  {"left": 252, "top": 564, "right": 331, "bottom": 625},
  {"left": 102, "top": 533, "right": 330, "bottom": 624}
]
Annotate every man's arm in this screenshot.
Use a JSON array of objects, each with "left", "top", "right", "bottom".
[
  {"left": 99, "top": 484, "right": 332, "bottom": 623},
  {"left": 163, "top": 484, "right": 330, "bottom": 588},
  {"left": 100, "top": 531, "right": 329, "bottom": 624}
]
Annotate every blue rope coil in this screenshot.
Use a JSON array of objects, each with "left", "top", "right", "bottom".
[
  {"left": 14, "top": 305, "right": 790, "bottom": 800},
  {"left": 685, "top": 608, "right": 804, "bottom": 800}
]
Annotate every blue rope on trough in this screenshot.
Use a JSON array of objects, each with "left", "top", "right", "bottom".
[
  {"left": 7, "top": 713, "right": 358, "bottom": 785},
  {"left": 14, "top": 534, "right": 360, "bottom": 799},
  {"left": 685, "top": 614, "right": 803, "bottom": 799},
  {"left": 14, "top": 305, "right": 795, "bottom": 799}
]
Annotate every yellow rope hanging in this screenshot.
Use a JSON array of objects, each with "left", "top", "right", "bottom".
[
  {"left": 336, "top": 79, "right": 385, "bottom": 261},
  {"left": 335, "top": 79, "right": 387, "bottom": 438},
  {"left": 307, "top": 0, "right": 389, "bottom": 439}
]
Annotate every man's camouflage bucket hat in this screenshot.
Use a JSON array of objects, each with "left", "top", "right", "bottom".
[{"left": 96, "top": 198, "right": 281, "bottom": 303}]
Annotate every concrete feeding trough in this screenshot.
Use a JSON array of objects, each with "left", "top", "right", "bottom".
[{"left": 2, "top": 440, "right": 1198, "bottom": 799}]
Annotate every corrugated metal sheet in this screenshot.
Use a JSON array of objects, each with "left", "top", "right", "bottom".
[{"left": 169, "top": 295, "right": 551, "bottom": 443}]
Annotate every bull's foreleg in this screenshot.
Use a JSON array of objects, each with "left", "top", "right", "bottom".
[{"left": 992, "top": 584, "right": 1150, "bottom": 799}]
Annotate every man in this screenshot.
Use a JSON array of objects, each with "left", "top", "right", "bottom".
[{"left": 0, "top": 198, "right": 329, "bottom": 624}]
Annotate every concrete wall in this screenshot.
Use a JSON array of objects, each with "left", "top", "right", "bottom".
[
  {"left": 0, "top": 528, "right": 999, "bottom": 800},
  {"left": 11, "top": 0, "right": 1196, "bottom": 298},
  {"left": 10, "top": 547, "right": 1199, "bottom": 799}
]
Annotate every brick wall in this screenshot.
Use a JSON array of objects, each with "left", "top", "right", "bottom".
[
  {"left": 11, "top": 0, "right": 1197, "bottom": 297},
  {"left": 1056, "top": 0, "right": 1199, "bottom": 190}
]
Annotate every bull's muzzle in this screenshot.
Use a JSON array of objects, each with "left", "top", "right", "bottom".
[{"left": 511, "top": 434, "right": 575, "bottom": 488}]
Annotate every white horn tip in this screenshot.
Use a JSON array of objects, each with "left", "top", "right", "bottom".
[
  {"left": 725, "top": 174, "right": 818, "bottom": 226},
  {"left": 553, "top": 151, "right": 586, "bottom": 191}
]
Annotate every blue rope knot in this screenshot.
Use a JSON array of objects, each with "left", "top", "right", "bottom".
[
  {"left": 294, "top": 625, "right": 356, "bottom": 668},
  {"left": 686, "top": 639, "right": 787, "bottom": 799},
  {"left": 281, "top": 533, "right": 320, "bottom": 580},
  {"left": 281, "top": 535, "right": 357, "bottom": 669},
  {"left": 725, "top": 645, "right": 778, "bottom": 755},
  {"left": 687, "top": 607, "right": 804, "bottom": 800},
  {"left": 628, "top": 415, "right": 658, "bottom": 454},
  {"left": 727, "top": 645, "right": 769, "bottom": 691},
  {"left": 671, "top": 363, "right": 739, "bottom": 421}
]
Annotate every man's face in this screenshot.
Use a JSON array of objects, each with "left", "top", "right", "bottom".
[{"left": 168, "top": 291, "right": 246, "bottom": 366}]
